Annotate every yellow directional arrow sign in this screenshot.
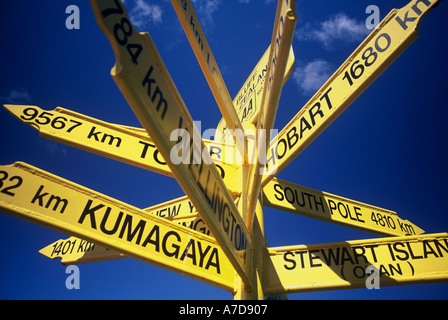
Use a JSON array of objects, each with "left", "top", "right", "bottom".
[
  {"left": 170, "top": 0, "right": 245, "bottom": 155},
  {"left": 263, "top": 178, "right": 424, "bottom": 237},
  {"left": 91, "top": 0, "right": 253, "bottom": 287},
  {"left": 40, "top": 195, "right": 212, "bottom": 265},
  {"left": 215, "top": 45, "right": 295, "bottom": 144},
  {"left": 261, "top": 0, "right": 441, "bottom": 184},
  {"left": 0, "top": 162, "right": 235, "bottom": 291},
  {"left": 41, "top": 216, "right": 211, "bottom": 266},
  {"left": 3, "top": 104, "right": 241, "bottom": 194},
  {"left": 3, "top": 104, "right": 170, "bottom": 176},
  {"left": 40, "top": 237, "right": 125, "bottom": 265},
  {"left": 264, "top": 233, "right": 448, "bottom": 294}
]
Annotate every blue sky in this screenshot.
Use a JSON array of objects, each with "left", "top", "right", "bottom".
[{"left": 1, "top": 0, "right": 448, "bottom": 300}]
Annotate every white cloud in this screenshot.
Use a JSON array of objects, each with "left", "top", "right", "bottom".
[
  {"left": 293, "top": 60, "right": 332, "bottom": 95},
  {"left": 191, "top": 0, "right": 221, "bottom": 29},
  {"left": 297, "top": 13, "right": 369, "bottom": 48},
  {"left": 127, "top": 0, "right": 163, "bottom": 28},
  {"left": 1, "top": 88, "right": 31, "bottom": 104}
]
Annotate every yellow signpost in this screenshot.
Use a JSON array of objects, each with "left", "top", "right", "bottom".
[
  {"left": 2, "top": 104, "right": 241, "bottom": 195},
  {"left": 260, "top": 0, "right": 441, "bottom": 184},
  {"left": 0, "top": 0, "right": 446, "bottom": 300},
  {"left": 263, "top": 178, "right": 424, "bottom": 237},
  {"left": 265, "top": 233, "right": 448, "bottom": 294},
  {"left": 40, "top": 195, "right": 213, "bottom": 265},
  {"left": 40, "top": 236, "right": 125, "bottom": 265},
  {"left": 90, "top": 0, "right": 253, "bottom": 288},
  {"left": 0, "top": 162, "right": 235, "bottom": 291}
]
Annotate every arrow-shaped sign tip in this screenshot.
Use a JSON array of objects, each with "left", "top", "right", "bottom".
[
  {"left": 39, "top": 239, "right": 63, "bottom": 261},
  {"left": 3, "top": 104, "right": 43, "bottom": 131},
  {"left": 3, "top": 104, "right": 22, "bottom": 116}
]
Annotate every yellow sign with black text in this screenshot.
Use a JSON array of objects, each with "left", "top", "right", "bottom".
[
  {"left": 261, "top": 0, "right": 441, "bottom": 185},
  {"left": 265, "top": 233, "right": 448, "bottom": 294},
  {"left": 0, "top": 0, "right": 445, "bottom": 300},
  {"left": 3, "top": 104, "right": 241, "bottom": 194},
  {"left": 40, "top": 237, "right": 126, "bottom": 265},
  {"left": 40, "top": 195, "right": 212, "bottom": 264},
  {"left": 263, "top": 178, "right": 424, "bottom": 236}
]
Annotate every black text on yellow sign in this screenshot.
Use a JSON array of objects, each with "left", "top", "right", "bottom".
[
  {"left": 40, "top": 236, "right": 125, "bottom": 265},
  {"left": 2, "top": 104, "right": 242, "bottom": 194},
  {"left": 263, "top": 178, "right": 424, "bottom": 236},
  {"left": 261, "top": 0, "right": 441, "bottom": 185},
  {"left": 265, "top": 233, "right": 448, "bottom": 294},
  {"left": 39, "top": 196, "right": 212, "bottom": 265}
]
